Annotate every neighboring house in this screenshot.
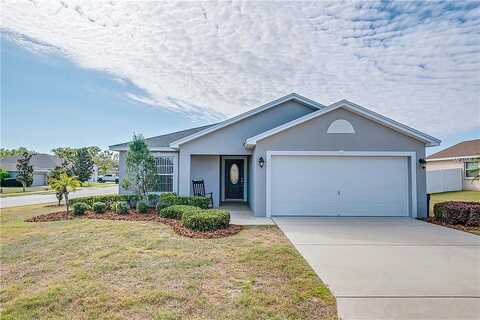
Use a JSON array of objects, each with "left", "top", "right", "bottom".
[
  {"left": 110, "top": 93, "right": 440, "bottom": 218},
  {"left": 426, "top": 139, "right": 480, "bottom": 191},
  {"left": 0, "top": 153, "right": 62, "bottom": 186}
]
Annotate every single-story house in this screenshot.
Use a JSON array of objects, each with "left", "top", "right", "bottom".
[
  {"left": 427, "top": 139, "right": 479, "bottom": 191},
  {"left": 110, "top": 93, "right": 440, "bottom": 218},
  {"left": 0, "top": 153, "right": 62, "bottom": 186}
]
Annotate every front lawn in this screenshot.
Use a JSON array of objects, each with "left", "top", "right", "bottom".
[
  {"left": 80, "top": 182, "right": 117, "bottom": 188},
  {"left": 429, "top": 191, "right": 480, "bottom": 216},
  {"left": 0, "top": 186, "right": 54, "bottom": 197},
  {"left": 0, "top": 204, "right": 337, "bottom": 320}
]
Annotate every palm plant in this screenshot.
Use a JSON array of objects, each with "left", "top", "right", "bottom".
[{"left": 49, "top": 174, "right": 81, "bottom": 212}]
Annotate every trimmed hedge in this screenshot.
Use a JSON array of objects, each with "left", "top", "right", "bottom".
[
  {"left": 159, "top": 205, "right": 201, "bottom": 220},
  {"left": 72, "top": 202, "right": 90, "bottom": 215},
  {"left": 93, "top": 202, "right": 107, "bottom": 214},
  {"left": 182, "top": 209, "right": 230, "bottom": 232},
  {"left": 136, "top": 200, "right": 149, "bottom": 214},
  {"left": 70, "top": 195, "right": 138, "bottom": 209},
  {"left": 115, "top": 201, "right": 129, "bottom": 214},
  {"left": 158, "top": 193, "right": 177, "bottom": 209},
  {"left": 434, "top": 201, "right": 480, "bottom": 226},
  {"left": 156, "top": 193, "right": 210, "bottom": 210}
]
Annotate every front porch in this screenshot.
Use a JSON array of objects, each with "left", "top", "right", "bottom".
[
  {"left": 189, "top": 154, "right": 253, "bottom": 208},
  {"left": 220, "top": 202, "right": 274, "bottom": 225}
]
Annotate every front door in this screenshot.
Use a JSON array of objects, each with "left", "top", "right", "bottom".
[{"left": 225, "top": 159, "right": 244, "bottom": 200}]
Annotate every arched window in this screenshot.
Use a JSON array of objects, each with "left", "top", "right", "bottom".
[{"left": 327, "top": 119, "right": 355, "bottom": 134}]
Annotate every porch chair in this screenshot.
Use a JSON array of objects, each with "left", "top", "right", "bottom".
[{"left": 192, "top": 180, "right": 214, "bottom": 208}]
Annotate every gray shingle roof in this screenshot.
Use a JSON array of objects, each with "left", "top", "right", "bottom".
[
  {"left": 0, "top": 153, "right": 62, "bottom": 171},
  {"left": 109, "top": 124, "right": 217, "bottom": 150}
]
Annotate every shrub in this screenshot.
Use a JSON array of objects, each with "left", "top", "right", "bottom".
[
  {"left": 147, "top": 194, "right": 160, "bottom": 207},
  {"left": 467, "top": 205, "right": 480, "bottom": 227},
  {"left": 115, "top": 201, "right": 129, "bottom": 214},
  {"left": 175, "top": 196, "right": 210, "bottom": 209},
  {"left": 72, "top": 202, "right": 90, "bottom": 215},
  {"left": 92, "top": 202, "right": 107, "bottom": 214},
  {"left": 159, "top": 205, "right": 201, "bottom": 220},
  {"left": 156, "top": 193, "right": 210, "bottom": 209},
  {"left": 159, "top": 192, "right": 177, "bottom": 209},
  {"left": 136, "top": 200, "right": 149, "bottom": 214},
  {"left": 182, "top": 209, "right": 230, "bottom": 232},
  {"left": 434, "top": 201, "right": 480, "bottom": 225},
  {"left": 70, "top": 195, "right": 138, "bottom": 209}
]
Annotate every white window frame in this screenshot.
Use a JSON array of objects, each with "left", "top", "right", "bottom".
[
  {"left": 464, "top": 160, "right": 479, "bottom": 179},
  {"left": 151, "top": 152, "right": 178, "bottom": 194},
  {"left": 265, "top": 151, "right": 417, "bottom": 218}
]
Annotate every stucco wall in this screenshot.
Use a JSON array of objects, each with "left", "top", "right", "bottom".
[
  {"left": 178, "top": 100, "right": 317, "bottom": 197},
  {"left": 252, "top": 108, "right": 429, "bottom": 218},
  {"left": 190, "top": 155, "right": 220, "bottom": 206}
]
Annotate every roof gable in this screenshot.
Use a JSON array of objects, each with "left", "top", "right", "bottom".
[
  {"left": 245, "top": 99, "right": 441, "bottom": 148},
  {"left": 168, "top": 93, "right": 325, "bottom": 149}
]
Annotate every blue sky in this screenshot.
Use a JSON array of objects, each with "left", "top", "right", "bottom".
[
  {"left": 1, "top": 1, "right": 479, "bottom": 155},
  {"left": 1, "top": 37, "right": 214, "bottom": 152}
]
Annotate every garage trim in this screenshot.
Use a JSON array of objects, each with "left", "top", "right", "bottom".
[{"left": 266, "top": 151, "right": 417, "bottom": 218}]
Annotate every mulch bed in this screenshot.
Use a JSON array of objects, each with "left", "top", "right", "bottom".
[
  {"left": 26, "top": 209, "right": 242, "bottom": 239},
  {"left": 426, "top": 218, "right": 480, "bottom": 236}
]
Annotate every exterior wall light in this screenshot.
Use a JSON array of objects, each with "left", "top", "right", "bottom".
[
  {"left": 419, "top": 158, "right": 427, "bottom": 169},
  {"left": 258, "top": 156, "right": 265, "bottom": 168}
]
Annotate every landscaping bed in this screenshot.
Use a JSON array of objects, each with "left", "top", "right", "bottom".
[
  {"left": 427, "top": 200, "right": 480, "bottom": 236},
  {"left": 426, "top": 217, "right": 480, "bottom": 236},
  {"left": 26, "top": 208, "right": 242, "bottom": 239}
]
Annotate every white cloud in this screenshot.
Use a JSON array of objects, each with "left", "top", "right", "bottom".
[{"left": 2, "top": 1, "right": 479, "bottom": 135}]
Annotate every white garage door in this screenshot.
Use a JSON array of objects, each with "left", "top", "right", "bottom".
[{"left": 269, "top": 155, "right": 410, "bottom": 216}]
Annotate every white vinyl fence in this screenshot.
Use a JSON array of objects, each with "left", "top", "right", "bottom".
[{"left": 426, "top": 168, "right": 463, "bottom": 194}]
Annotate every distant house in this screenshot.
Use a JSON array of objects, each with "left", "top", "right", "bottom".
[
  {"left": 0, "top": 153, "right": 62, "bottom": 186},
  {"left": 427, "top": 139, "right": 480, "bottom": 191}
]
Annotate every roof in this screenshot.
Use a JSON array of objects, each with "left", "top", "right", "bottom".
[
  {"left": 245, "top": 99, "right": 441, "bottom": 148},
  {"left": 168, "top": 93, "right": 325, "bottom": 148},
  {"left": 0, "top": 153, "right": 62, "bottom": 171},
  {"left": 109, "top": 124, "right": 217, "bottom": 151},
  {"left": 427, "top": 139, "right": 480, "bottom": 161}
]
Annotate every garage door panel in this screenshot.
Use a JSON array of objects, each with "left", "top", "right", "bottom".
[{"left": 270, "top": 155, "right": 409, "bottom": 217}]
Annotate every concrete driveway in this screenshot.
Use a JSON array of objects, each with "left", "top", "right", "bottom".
[
  {"left": 0, "top": 185, "right": 118, "bottom": 208},
  {"left": 274, "top": 217, "right": 480, "bottom": 320}
]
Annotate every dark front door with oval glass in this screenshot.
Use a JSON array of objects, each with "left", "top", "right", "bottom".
[{"left": 225, "top": 159, "right": 244, "bottom": 200}]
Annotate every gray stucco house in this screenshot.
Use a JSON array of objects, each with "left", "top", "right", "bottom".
[
  {"left": 0, "top": 153, "right": 62, "bottom": 186},
  {"left": 110, "top": 93, "right": 440, "bottom": 218}
]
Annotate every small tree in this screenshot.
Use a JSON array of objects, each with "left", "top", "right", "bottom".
[
  {"left": 72, "top": 147, "right": 94, "bottom": 182},
  {"left": 49, "top": 174, "right": 80, "bottom": 212},
  {"left": 16, "top": 152, "right": 34, "bottom": 192},
  {"left": 122, "top": 134, "right": 158, "bottom": 200},
  {"left": 48, "top": 166, "right": 68, "bottom": 205},
  {"left": 0, "top": 168, "right": 9, "bottom": 193},
  {"left": 94, "top": 150, "right": 119, "bottom": 175}
]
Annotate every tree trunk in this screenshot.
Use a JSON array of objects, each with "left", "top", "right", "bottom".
[
  {"left": 22, "top": 182, "right": 26, "bottom": 192},
  {"left": 65, "top": 192, "right": 69, "bottom": 213}
]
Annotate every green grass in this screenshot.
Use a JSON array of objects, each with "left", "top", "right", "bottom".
[
  {"left": 80, "top": 182, "right": 117, "bottom": 188},
  {"left": 0, "top": 186, "right": 54, "bottom": 197},
  {"left": 0, "top": 204, "right": 337, "bottom": 320},
  {"left": 430, "top": 191, "right": 480, "bottom": 216}
]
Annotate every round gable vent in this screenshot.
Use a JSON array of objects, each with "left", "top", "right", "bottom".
[{"left": 327, "top": 119, "right": 355, "bottom": 134}]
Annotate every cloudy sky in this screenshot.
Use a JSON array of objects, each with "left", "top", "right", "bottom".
[{"left": 1, "top": 1, "right": 479, "bottom": 153}]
